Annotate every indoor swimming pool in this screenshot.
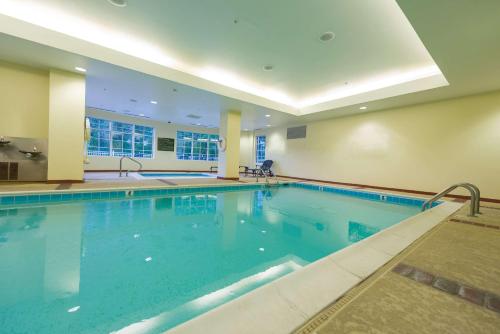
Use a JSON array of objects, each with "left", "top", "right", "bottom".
[{"left": 0, "top": 184, "right": 426, "bottom": 333}]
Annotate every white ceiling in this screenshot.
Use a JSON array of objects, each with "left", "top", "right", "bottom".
[
  {"left": 0, "top": 0, "right": 448, "bottom": 115},
  {"left": 0, "top": 33, "right": 295, "bottom": 129},
  {"left": 0, "top": 0, "right": 499, "bottom": 129}
]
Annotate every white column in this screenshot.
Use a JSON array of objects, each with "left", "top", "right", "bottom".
[
  {"left": 218, "top": 110, "right": 241, "bottom": 179},
  {"left": 47, "top": 70, "right": 86, "bottom": 182}
]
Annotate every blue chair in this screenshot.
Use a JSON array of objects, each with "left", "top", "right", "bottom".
[{"left": 249, "top": 160, "right": 274, "bottom": 177}]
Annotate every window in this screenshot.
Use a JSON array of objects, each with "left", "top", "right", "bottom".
[
  {"left": 256, "top": 135, "right": 266, "bottom": 163},
  {"left": 111, "top": 121, "right": 133, "bottom": 157},
  {"left": 88, "top": 118, "right": 111, "bottom": 156},
  {"left": 134, "top": 125, "right": 154, "bottom": 158},
  {"left": 87, "top": 117, "right": 154, "bottom": 158},
  {"left": 176, "top": 131, "right": 219, "bottom": 161}
]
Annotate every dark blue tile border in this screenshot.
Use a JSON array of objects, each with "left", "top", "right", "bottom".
[
  {"left": 0, "top": 182, "right": 437, "bottom": 209},
  {"left": 290, "top": 182, "right": 438, "bottom": 208}
]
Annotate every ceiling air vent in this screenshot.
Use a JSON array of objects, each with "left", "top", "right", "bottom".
[
  {"left": 186, "top": 114, "right": 202, "bottom": 119},
  {"left": 287, "top": 125, "right": 307, "bottom": 139}
]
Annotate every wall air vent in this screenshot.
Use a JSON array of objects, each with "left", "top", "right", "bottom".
[{"left": 287, "top": 125, "right": 307, "bottom": 139}]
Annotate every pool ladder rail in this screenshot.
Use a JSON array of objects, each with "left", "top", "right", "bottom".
[
  {"left": 421, "top": 182, "right": 480, "bottom": 217},
  {"left": 256, "top": 168, "right": 279, "bottom": 186},
  {"left": 119, "top": 157, "right": 143, "bottom": 177}
]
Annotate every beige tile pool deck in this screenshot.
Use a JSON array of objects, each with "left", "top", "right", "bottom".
[
  {"left": 295, "top": 203, "right": 500, "bottom": 334},
  {"left": 1, "top": 173, "right": 499, "bottom": 333}
]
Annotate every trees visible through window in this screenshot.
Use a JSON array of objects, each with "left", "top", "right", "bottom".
[
  {"left": 176, "top": 131, "right": 219, "bottom": 161},
  {"left": 87, "top": 117, "right": 154, "bottom": 158},
  {"left": 256, "top": 135, "right": 266, "bottom": 163}
]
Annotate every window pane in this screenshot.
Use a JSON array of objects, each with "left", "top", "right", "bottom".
[
  {"left": 87, "top": 117, "right": 154, "bottom": 158},
  {"left": 87, "top": 117, "right": 111, "bottom": 156},
  {"left": 256, "top": 135, "right": 266, "bottom": 163},
  {"left": 176, "top": 131, "right": 216, "bottom": 161},
  {"left": 133, "top": 125, "right": 154, "bottom": 158}
]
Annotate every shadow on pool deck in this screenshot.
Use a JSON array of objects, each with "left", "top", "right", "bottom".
[{"left": 294, "top": 203, "right": 500, "bottom": 334}]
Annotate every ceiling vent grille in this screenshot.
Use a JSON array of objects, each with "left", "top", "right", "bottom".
[
  {"left": 186, "top": 114, "right": 202, "bottom": 119},
  {"left": 287, "top": 125, "right": 307, "bottom": 139}
]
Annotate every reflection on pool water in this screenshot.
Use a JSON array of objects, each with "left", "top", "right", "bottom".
[{"left": 0, "top": 186, "right": 420, "bottom": 333}]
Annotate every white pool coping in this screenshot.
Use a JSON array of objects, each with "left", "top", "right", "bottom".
[
  {"left": 132, "top": 172, "right": 216, "bottom": 180},
  {"left": 165, "top": 200, "right": 463, "bottom": 334}
]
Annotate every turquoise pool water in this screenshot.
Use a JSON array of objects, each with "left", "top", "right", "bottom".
[
  {"left": 139, "top": 172, "right": 213, "bottom": 178},
  {"left": 0, "top": 185, "right": 420, "bottom": 333}
]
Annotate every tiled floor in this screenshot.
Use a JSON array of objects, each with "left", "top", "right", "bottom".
[{"left": 294, "top": 203, "right": 500, "bottom": 334}]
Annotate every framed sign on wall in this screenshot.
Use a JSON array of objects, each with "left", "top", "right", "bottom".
[{"left": 157, "top": 137, "right": 175, "bottom": 152}]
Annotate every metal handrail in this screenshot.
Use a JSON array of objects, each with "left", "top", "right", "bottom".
[
  {"left": 119, "top": 157, "right": 143, "bottom": 177},
  {"left": 464, "top": 182, "right": 481, "bottom": 214},
  {"left": 422, "top": 183, "right": 480, "bottom": 217},
  {"left": 256, "top": 168, "right": 279, "bottom": 186}
]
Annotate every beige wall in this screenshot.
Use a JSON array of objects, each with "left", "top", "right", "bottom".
[
  {"left": 85, "top": 108, "right": 250, "bottom": 171},
  {"left": 47, "top": 70, "right": 86, "bottom": 181},
  {"left": 218, "top": 111, "right": 241, "bottom": 178},
  {"left": 256, "top": 90, "right": 500, "bottom": 200},
  {"left": 0, "top": 61, "right": 49, "bottom": 138},
  {"left": 239, "top": 130, "right": 254, "bottom": 167}
]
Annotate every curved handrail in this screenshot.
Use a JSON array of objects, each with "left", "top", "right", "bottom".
[
  {"left": 119, "top": 157, "right": 143, "bottom": 177},
  {"left": 463, "top": 182, "right": 481, "bottom": 214},
  {"left": 422, "top": 183, "right": 480, "bottom": 217},
  {"left": 256, "top": 167, "right": 279, "bottom": 186}
]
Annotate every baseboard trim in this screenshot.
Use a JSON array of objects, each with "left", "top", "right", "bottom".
[
  {"left": 217, "top": 176, "right": 240, "bottom": 181},
  {"left": 85, "top": 169, "right": 213, "bottom": 173},
  {"left": 47, "top": 180, "right": 84, "bottom": 184},
  {"left": 277, "top": 175, "right": 500, "bottom": 203}
]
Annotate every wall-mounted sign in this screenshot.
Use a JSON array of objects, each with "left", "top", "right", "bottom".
[{"left": 157, "top": 137, "right": 175, "bottom": 152}]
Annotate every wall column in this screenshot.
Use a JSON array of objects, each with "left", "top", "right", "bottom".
[
  {"left": 218, "top": 110, "right": 241, "bottom": 180},
  {"left": 47, "top": 70, "right": 86, "bottom": 182}
]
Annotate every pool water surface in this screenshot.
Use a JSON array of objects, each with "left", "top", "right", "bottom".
[{"left": 0, "top": 185, "right": 421, "bottom": 333}]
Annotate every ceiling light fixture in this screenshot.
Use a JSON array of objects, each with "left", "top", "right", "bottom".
[
  {"left": 75, "top": 67, "right": 86, "bottom": 72},
  {"left": 320, "top": 31, "right": 335, "bottom": 42},
  {"left": 265, "top": 114, "right": 271, "bottom": 117},
  {"left": 150, "top": 100, "right": 158, "bottom": 104},
  {"left": 139, "top": 113, "right": 145, "bottom": 117},
  {"left": 266, "top": 125, "right": 271, "bottom": 127},
  {"left": 108, "top": 0, "right": 127, "bottom": 7},
  {"left": 360, "top": 106, "right": 368, "bottom": 110}
]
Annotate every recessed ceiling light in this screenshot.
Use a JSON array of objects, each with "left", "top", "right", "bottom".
[
  {"left": 360, "top": 106, "right": 368, "bottom": 110},
  {"left": 196, "top": 123, "right": 201, "bottom": 126},
  {"left": 266, "top": 125, "right": 271, "bottom": 127},
  {"left": 265, "top": 114, "right": 271, "bottom": 117},
  {"left": 75, "top": 67, "right": 86, "bottom": 72},
  {"left": 108, "top": 0, "right": 127, "bottom": 7},
  {"left": 263, "top": 65, "right": 274, "bottom": 71},
  {"left": 244, "top": 128, "right": 249, "bottom": 131},
  {"left": 139, "top": 113, "right": 145, "bottom": 117},
  {"left": 150, "top": 100, "right": 158, "bottom": 104},
  {"left": 320, "top": 31, "right": 335, "bottom": 42}
]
